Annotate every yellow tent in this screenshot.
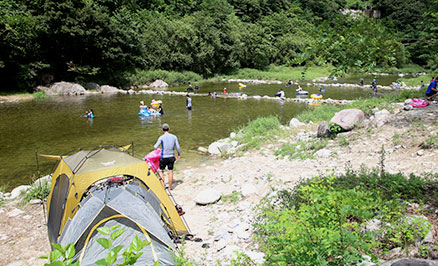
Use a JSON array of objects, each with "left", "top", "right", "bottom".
[{"left": 45, "top": 146, "right": 189, "bottom": 259}]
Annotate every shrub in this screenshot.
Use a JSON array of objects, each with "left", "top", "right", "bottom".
[
  {"left": 254, "top": 175, "right": 379, "bottom": 265},
  {"left": 129, "top": 69, "right": 202, "bottom": 87},
  {"left": 22, "top": 180, "right": 51, "bottom": 203},
  {"left": 33, "top": 91, "right": 50, "bottom": 100}
]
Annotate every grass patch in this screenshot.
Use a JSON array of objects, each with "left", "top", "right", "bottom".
[
  {"left": 221, "top": 191, "right": 242, "bottom": 203},
  {"left": 232, "top": 116, "right": 282, "bottom": 150},
  {"left": 296, "top": 104, "right": 342, "bottom": 123},
  {"left": 219, "top": 64, "right": 334, "bottom": 82},
  {"left": 420, "top": 135, "right": 438, "bottom": 149},
  {"left": 275, "top": 139, "right": 328, "bottom": 160},
  {"left": 129, "top": 69, "right": 202, "bottom": 87}
]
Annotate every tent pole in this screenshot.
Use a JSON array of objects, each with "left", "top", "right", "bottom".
[{"left": 35, "top": 150, "right": 47, "bottom": 224}]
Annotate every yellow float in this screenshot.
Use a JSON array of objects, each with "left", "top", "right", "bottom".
[
  {"left": 310, "top": 94, "right": 323, "bottom": 99},
  {"left": 151, "top": 100, "right": 162, "bottom": 108}
]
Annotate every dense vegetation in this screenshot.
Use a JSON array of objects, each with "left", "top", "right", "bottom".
[
  {"left": 254, "top": 165, "right": 438, "bottom": 265},
  {"left": 1, "top": 0, "right": 437, "bottom": 91}
]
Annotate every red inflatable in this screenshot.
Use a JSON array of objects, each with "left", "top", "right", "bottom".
[
  {"left": 409, "top": 98, "right": 430, "bottom": 108},
  {"left": 144, "top": 149, "right": 161, "bottom": 173}
]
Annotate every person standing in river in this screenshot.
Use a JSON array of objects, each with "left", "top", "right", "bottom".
[
  {"left": 186, "top": 94, "right": 192, "bottom": 110},
  {"left": 154, "top": 123, "right": 180, "bottom": 190}
]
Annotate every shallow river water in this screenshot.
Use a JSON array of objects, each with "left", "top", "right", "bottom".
[{"left": 0, "top": 82, "right": 377, "bottom": 188}]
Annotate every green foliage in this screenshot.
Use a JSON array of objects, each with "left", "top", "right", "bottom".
[
  {"left": 220, "top": 65, "right": 334, "bottom": 82},
  {"left": 329, "top": 122, "right": 343, "bottom": 135},
  {"left": 22, "top": 180, "right": 51, "bottom": 203},
  {"left": 94, "top": 225, "right": 151, "bottom": 266},
  {"left": 255, "top": 175, "right": 379, "bottom": 265},
  {"left": 312, "top": 16, "right": 407, "bottom": 75},
  {"left": 254, "top": 166, "right": 438, "bottom": 265},
  {"left": 275, "top": 139, "right": 328, "bottom": 160},
  {"left": 232, "top": 116, "right": 281, "bottom": 150},
  {"left": 40, "top": 243, "right": 79, "bottom": 266},
  {"left": 0, "top": 0, "right": 435, "bottom": 91},
  {"left": 33, "top": 91, "right": 50, "bottom": 100},
  {"left": 129, "top": 70, "right": 202, "bottom": 87}
]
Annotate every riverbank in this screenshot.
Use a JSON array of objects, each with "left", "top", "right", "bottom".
[{"left": 1, "top": 97, "right": 438, "bottom": 265}]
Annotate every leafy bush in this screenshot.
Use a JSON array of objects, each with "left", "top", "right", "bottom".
[
  {"left": 232, "top": 116, "right": 281, "bottom": 150},
  {"left": 254, "top": 168, "right": 438, "bottom": 265},
  {"left": 254, "top": 175, "right": 379, "bottom": 265},
  {"left": 129, "top": 69, "right": 202, "bottom": 87},
  {"left": 33, "top": 91, "right": 50, "bottom": 100},
  {"left": 22, "top": 180, "right": 51, "bottom": 203}
]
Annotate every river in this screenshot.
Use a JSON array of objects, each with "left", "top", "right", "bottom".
[{"left": 0, "top": 81, "right": 377, "bottom": 188}]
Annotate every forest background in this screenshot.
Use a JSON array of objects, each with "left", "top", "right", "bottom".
[{"left": 1, "top": 0, "right": 437, "bottom": 92}]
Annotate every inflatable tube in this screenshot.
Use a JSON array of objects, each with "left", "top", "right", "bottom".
[
  {"left": 310, "top": 94, "right": 323, "bottom": 99},
  {"left": 409, "top": 98, "right": 430, "bottom": 108},
  {"left": 296, "top": 90, "right": 309, "bottom": 95},
  {"left": 151, "top": 100, "right": 162, "bottom": 109},
  {"left": 238, "top": 83, "right": 247, "bottom": 88},
  {"left": 144, "top": 149, "right": 162, "bottom": 173},
  {"left": 138, "top": 109, "right": 150, "bottom": 116}
]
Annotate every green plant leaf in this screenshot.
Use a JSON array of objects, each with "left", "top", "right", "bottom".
[
  {"left": 51, "top": 243, "right": 65, "bottom": 254},
  {"left": 70, "top": 261, "right": 80, "bottom": 266},
  {"left": 111, "top": 224, "right": 121, "bottom": 230},
  {"left": 95, "top": 258, "right": 109, "bottom": 266},
  {"left": 97, "top": 226, "right": 111, "bottom": 235},
  {"left": 39, "top": 255, "right": 49, "bottom": 259},
  {"left": 49, "top": 249, "right": 63, "bottom": 262},
  {"left": 106, "top": 250, "right": 117, "bottom": 264},
  {"left": 97, "top": 238, "right": 112, "bottom": 249},
  {"left": 154, "top": 260, "right": 160, "bottom": 266},
  {"left": 111, "top": 245, "right": 124, "bottom": 255},
  {"left": 65, "top": 244, "right": 76, "bottom": 259},
  {"left": 45, "top": 261, "right": 64, "bottom": 266},
  {"left": 130, "top": 235, "right": 147, "bottom": 252},
  {"left": 110, "top": 229, "right": 125, "bottom": 241}
]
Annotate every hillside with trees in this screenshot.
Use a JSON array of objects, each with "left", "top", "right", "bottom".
[{"left": 1, "top": 0, "right": 437, "bottom": 91}]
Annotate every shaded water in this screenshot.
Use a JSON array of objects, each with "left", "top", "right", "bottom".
[{"left": 0, "top": 92, "right": 308, "bottom": 188}]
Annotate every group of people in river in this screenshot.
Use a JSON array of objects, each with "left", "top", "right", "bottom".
[{"left": 139, "top": 100, "right": 164, "bottom": 116}]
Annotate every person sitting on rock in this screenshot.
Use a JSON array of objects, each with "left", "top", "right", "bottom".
[{"left": 426, "top": 76, "right": 438, "bottom": 101}]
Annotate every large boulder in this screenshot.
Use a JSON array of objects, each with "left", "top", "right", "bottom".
[
  {"left": 373, "top": 109, "right": 391, "bottom": 127},
  {"left": 149, "top": 80, "right": 169, "bottom": 88},
  {"left": 9, "top": 185, "right": 32, "bottom": 200},
  {"left": 329, "top": 109, "right": 365, "bottom": 131},
  {"left": 208, "top": 140, "right": 231, "bottom": 155},
  {"left": 289, "top": 118, "right": 305, "bottom": 128},
  {"left": 45, "top": 82, "right": 86, "bottom": 96},
  {"left": 100, "top": 85, "right": 126, "bottom": 94}
]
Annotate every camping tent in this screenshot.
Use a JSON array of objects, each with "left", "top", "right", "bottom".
[{"left": 44, "top": 146, "right": 189, "bottom": 265}]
